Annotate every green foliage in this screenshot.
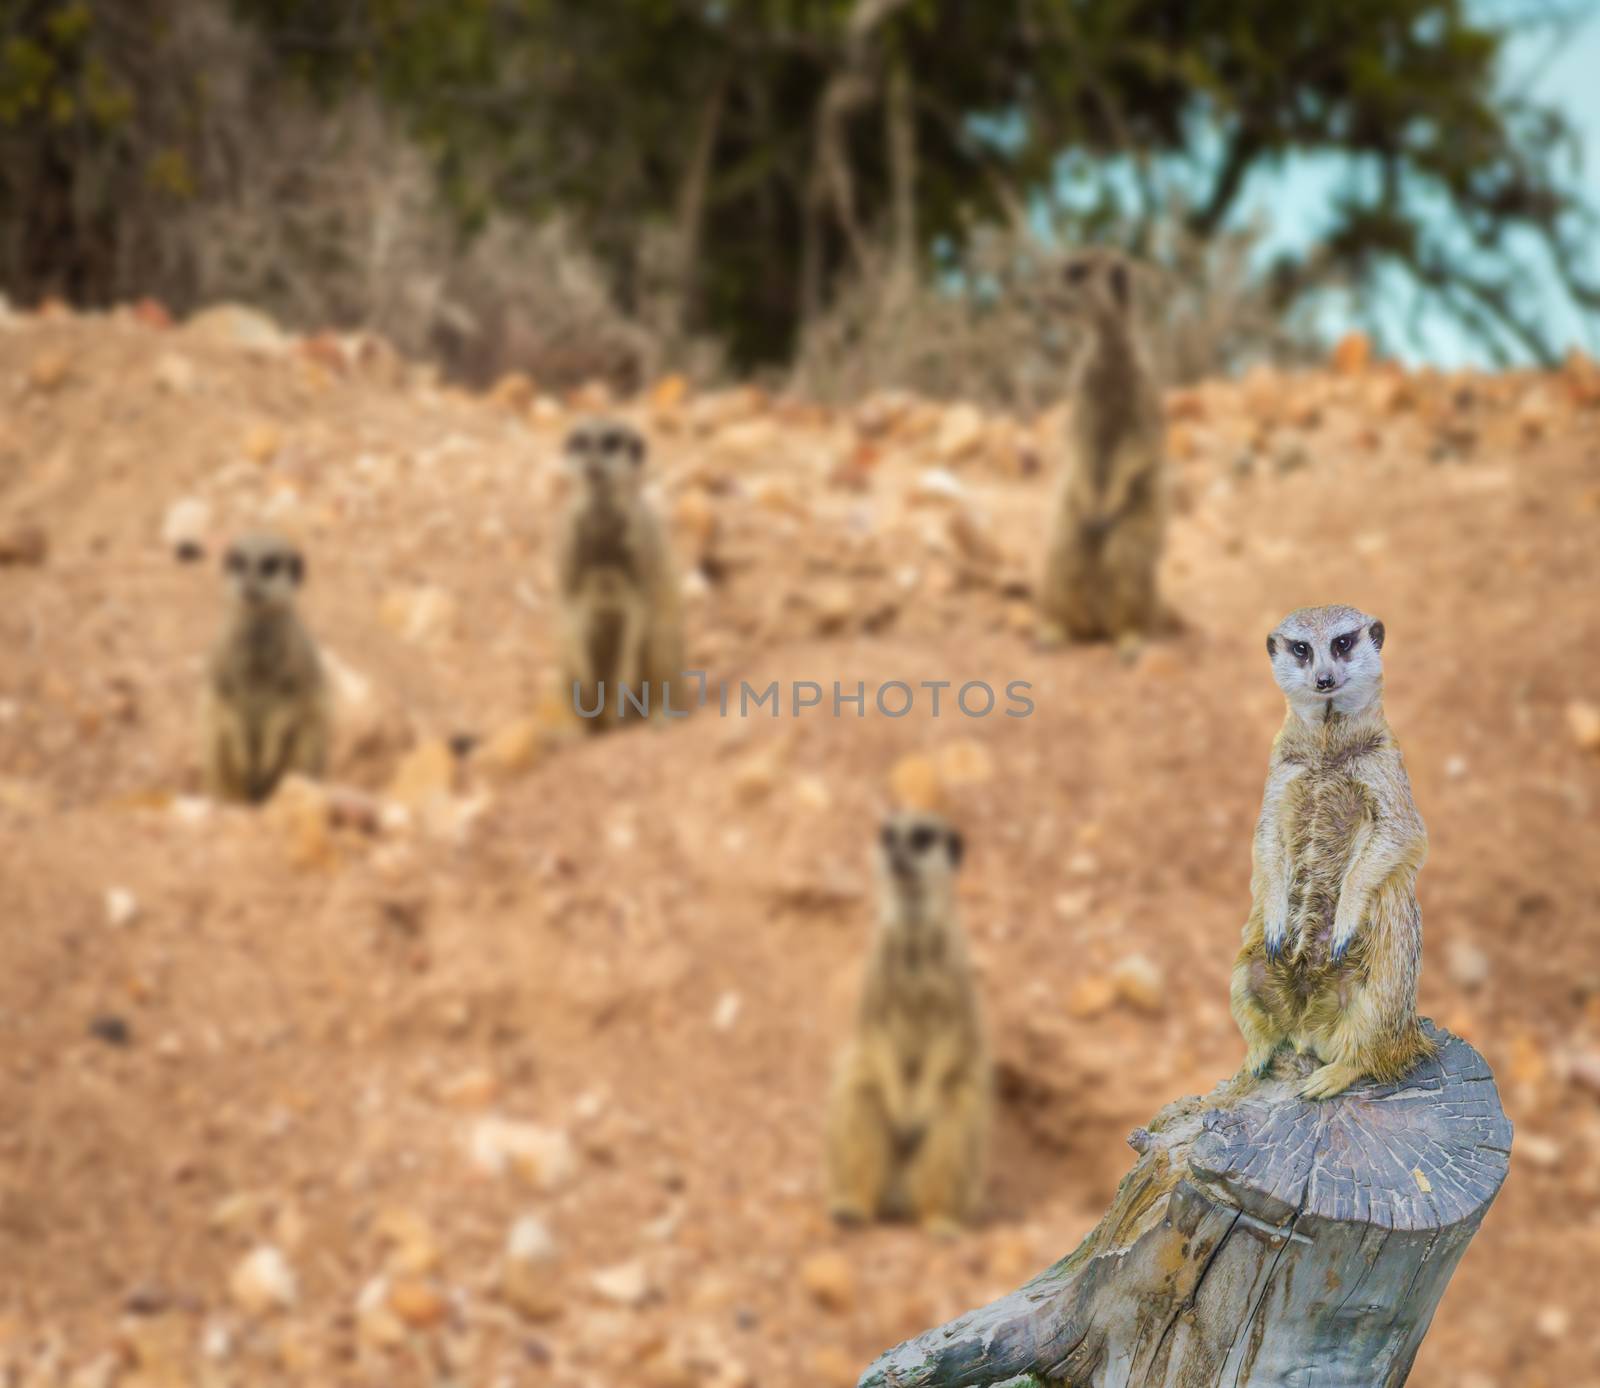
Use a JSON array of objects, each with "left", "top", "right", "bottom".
[{"left": 227, "top": 0, "right": 1597, "bottom": 367}]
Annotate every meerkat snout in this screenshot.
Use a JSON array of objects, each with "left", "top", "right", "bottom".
[
  {"left": 878, "top": 813, "right": 963, "bottom": 892},
  {"left": 1266, "top": 607, "right": 1386, "bottom": 718},
  {"left": 224, "top": 532, "right": 305, "bottom": 609}
]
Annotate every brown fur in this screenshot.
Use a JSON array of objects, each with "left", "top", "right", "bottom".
[
  {"left": 554, "top": 419, "right": 685, "bottom": 731},
  {"left": 1038, "top": 249, "right": 1169, "bottom": 644},
  {"left": 1231, "top": 610, "right": 1435, "bottom": 1099},
  {"left": 826, "top": 814, "right": 990, "bottom": 1233},
  {"left": 204, "top": 534, "right": 329, "bottom": 803}
]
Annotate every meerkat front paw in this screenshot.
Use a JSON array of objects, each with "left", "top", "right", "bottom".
[
  {"left": 1263, "top": 914, "right": 1289, "bottom": 962},
  {"left": 1297, "top": 1062, "right": 1363, "bottom": 1101},
  {"left": 828, "top": 1201, "right": 870, "bottom": 1228},
  {"left": 1242, "top": 1040, "right": 1284, "bottom": 1081},
  {"left": 1329, "top": 911, "right": 1361, "bottom": 964}
]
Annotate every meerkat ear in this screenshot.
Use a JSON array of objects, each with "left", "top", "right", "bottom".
[
  {"left": 1368, "top": 620, "right": 1385, "bottom": 651},
  {"left": 946, "top": 828, "right": 964, "bottom": 870},
  {"left": 1265, "top": 634, "right": 1277, "bottom": 657}
]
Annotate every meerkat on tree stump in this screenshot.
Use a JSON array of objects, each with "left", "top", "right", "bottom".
[{"left": 1231, "top": 604, "right": 1435, "bottom": 1099}]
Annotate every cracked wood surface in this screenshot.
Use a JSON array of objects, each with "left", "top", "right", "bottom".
[{"left": 858, "top": 1022, "right": 1510, "bottom": 1388}]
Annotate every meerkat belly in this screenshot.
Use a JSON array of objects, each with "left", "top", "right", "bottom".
[{"left": 1284, "top": 770, "right": 1374, "bottom": 971}]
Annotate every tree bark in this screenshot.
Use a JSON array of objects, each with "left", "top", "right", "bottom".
[{"left": 859, "top": 1021, "right": 1511, "bottom": 1388}]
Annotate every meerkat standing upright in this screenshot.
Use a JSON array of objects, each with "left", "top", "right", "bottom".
[
  {"left": 554, "top": 418, "right": 684, "bottom": 729},
  {"left": 203, "top": 531, "right": 330, "bottom": 803},
  {"left": 1038, "top": 249, "right": 1169, "bottom": 644},
  {"left": 826, "top": 812, "right": 991, "bottom": 1234},
  {"left": 1231, "top": 605, "right": 1435, "bottom": 1100}
]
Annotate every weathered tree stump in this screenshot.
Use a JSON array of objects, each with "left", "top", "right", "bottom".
[{"left": 860, "top": 1022, "right": 1510, "bottom": 1388}]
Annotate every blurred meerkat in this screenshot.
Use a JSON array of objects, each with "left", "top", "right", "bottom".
[
  {"left": 826, "top": 812, "right": 991, "bottom": 1234},
  {"left": 1038, "top": 248, "right": 1168, "bottom": 645},
  {"left": 1231, "top": 605, "right": 1435, "bottom": 1100},
  {"left": 203, "top": 531, "right": 330, "bottom": 803},
  {"left": 555, "top": 418, "right": 685, "bottom": 729}
]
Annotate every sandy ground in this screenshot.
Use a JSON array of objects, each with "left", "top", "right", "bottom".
[{"left": 1, "top": 302, "right": 1598, "bottom": 1387}]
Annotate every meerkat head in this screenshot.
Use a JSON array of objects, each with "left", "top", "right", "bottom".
[
  {"left": 1266, "top": 605, "right": 1386, "bottom": 720},
  {"left": 223, "top": 531, "right": 305, "bottom": 612},
  {"left": 564, "top": 417, "right": 646, "bottom": 504},
  {"left": 1056, "top": 248, "right": 1134, "bottom": 328},
  {"left": 877, "top": 810, "right": 964, "bottom": 919}
]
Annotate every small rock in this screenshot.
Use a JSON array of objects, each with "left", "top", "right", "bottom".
[
  {"left": 387, "top": 1277, "right": 448, "bottom": 1329},
  {"left": 1445, "top": 937, "right": 1490, "bottom": 991},
  {"left": 380, "top": 585, "right": 458, "bottom": 646},
  {"left": 1566, "top": 700, "right": 1600, "bottom": 753},
  {"left": 1066, "top": 976, "right": 1116, "bottom": 1020},
  {"left": 936, "top": 739, "right": 995, "bottom": 787},
  {"left": 104, "top": 887, "right": 139, "bottom": 929},
  {"left": 711, "top": 992, "right": 742, "bottom": 1032},
  {"left": 490, "top": 371, "right": 536, "bottom": 411},
  {"left": 469, "top": 1117, "right": 576, "bottom": 1191},
  {"left": 161, "top": 497, "right": 211, "bottom": 558},
  {"left": 1517, "top": 1132, "right": 1561, "bottom": 1168},
  {"left": 185, "top": 303, "right": 285, "bottom": 352},
  {"left": 28, "top": 350, "right": 70, "bottom": 391},
  {"left": 1110, "top": 954, "right": 1165, "bottom": 1013},
  {"left": 475, "top": 717, "right": 546, "bottom": 782},
  {"left": 1534, "top": 1305, "right": 1569, "bottom": 1340},
  {"left": 590, "top": 1259, "right": 651, "bottom": 1307},
  {"left": 800, "top": 1250, "right": 855, "bottom": 1313},
  {"left": 132, "top": 297, "right": 174, "bottom": 329},
  {"left": 0, "top": 524, "right": 48, "bottom": 567},
  {"left": 1569, "top": 1051, "right": 1600, "bottom": 1099},
  {"left": 809, "top": 1345, "right": 860, "bottom": 1388},
  {"left": 1331, "top": 331, "right": 1371, "bottom": 375},
  {"left": 153, "top": 353, "right": 197, "bottom": 394},
  {"left": 935, "top": 404, "right": 985, "bottom": 462},
  {"left": 888, "top": 753, "right": 943, "bottom": 812},
  {"left": 912, "top": 467, "right": 967, "bottom": 503},
  {"left": 261, "top": 774, "right": 334, "bottom": 868},
  {"left": 501, "top": 1215, "right": 562, "bottom": 1321},
  {"left": 374, "top": 1207, "right": 441, "bottom": 1275},
  {"left": 437, "top": 1067, "right": 498, "bottom": 1110},
  {"left": 229, "top": 1245, "right": 296, "bottom": 1315},
  {"left": 386, "top": 739, "right": 456, "bottom": 810},
  {"left": 88, "top": 1014, "right": 132, "bottom": 1047},
  {"left": 356, "top": 1276, "right": 407, "bottom": 1348},
  {"left": 242, "top": 422, "right": 283, "bottom": 466}
]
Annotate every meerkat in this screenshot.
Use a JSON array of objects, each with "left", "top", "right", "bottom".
[
  {"left": 554, "top": 418, "right": 685, "bottom": 729},
  {"left": 1038, "top": 248, "right": 1169, "bottom": 645},
  {"left": 826, "top": 812, "right": 991, "bottom": 1234},
  {"left": 203, "top": 531, "right": 330, "bottom": 803},
  {"left": 1230, "top": 605, "right": 1435, "bottom": 1100}
]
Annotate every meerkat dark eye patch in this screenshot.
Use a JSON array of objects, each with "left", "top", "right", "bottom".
[
  {"left": 1289, "top": 640, "right": 1312, "bottom": 661},
  {"left": 880, "top": 824, "right": 896, "bottom": 853},
  {"left": 946, "top": 829, "right": 964, "bottom": 869},
  {"left": 627, "top": 435, "right": 645, "bottom": 465},
  {"left": 601, "top": 430, "right": 626, "bottom": 453},
  {"left": 288, "top": 553, "right": 305, "bottom": 584},
  {"left": 259, "top": 555, "right": 282, "bottom": 579},
  {"left": 1332, "top": 630, "right": 1359, "bottom": 659},
  {"left": 1109, "top": 261, "right": 1130, "bottom": 308},
  {"left": 224, "top": 550, "right": 246, "bottom": 574},
  {"left": 908, "top": 825, "right": 938, "bottom": 854},
  {"left": 1368, "top": 620, "right": 1385, "bottom": 650},
  {"left": 1065, "top": 261, "right": 1090, "bottom": 284}
]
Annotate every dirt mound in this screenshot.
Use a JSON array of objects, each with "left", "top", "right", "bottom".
[{"left": 2, "top": 303, "right": 1598, "bottom": 1385}]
